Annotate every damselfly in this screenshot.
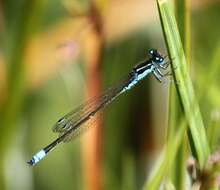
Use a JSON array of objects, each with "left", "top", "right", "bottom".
[{"left": 27, "top": 49, "right": 170, "bottom": 166}]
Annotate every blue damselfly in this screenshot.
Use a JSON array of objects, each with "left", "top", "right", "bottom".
[{"left": 27, "top": 49, "right": 170, "bottom": 166}]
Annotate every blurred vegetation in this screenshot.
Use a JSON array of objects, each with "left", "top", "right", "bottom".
[{"left": 0, "top": 0, "right": 220, "bottom": 190}]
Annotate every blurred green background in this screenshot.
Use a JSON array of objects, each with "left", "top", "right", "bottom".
[{"left": 0, "top": 0, "right": 220, "bottom": 190}]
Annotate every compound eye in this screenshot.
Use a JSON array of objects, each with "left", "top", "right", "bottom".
[{"left": 149, "top": 49, "right": 154, "bottom": 55}]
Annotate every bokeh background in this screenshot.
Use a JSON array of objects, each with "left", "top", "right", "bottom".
[{"left": 0, "top": 0, "right": 220, "bottom": 190}]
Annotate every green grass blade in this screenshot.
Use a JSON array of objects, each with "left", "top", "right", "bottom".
[
  {"left": 143, "top": 120, "right": 187, "bottom": 190},
  {"left": 175, "top": 0, "right": 191, "bottom": 63},
  {"left": 206, "top": 43, "right": 220, "bottom": 151},
  {"left": 157, "top": 0, "right": 209, "bottom": 168},
  {"left": 0, "top": 1, "right": 44, "bottom": 188},
  {"left": 168, "top": 0, "right": 191, "bottom": 189}
]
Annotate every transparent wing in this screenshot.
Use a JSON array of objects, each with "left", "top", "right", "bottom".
[
  {"left": 52, "top": 73, "right": 134, "bottom": 143},
  {"left": 52, "top": 95, "right": 100, "bottom": 133},
  {"left": 59, "top": 112, "right": 101, "bottom": 143}
]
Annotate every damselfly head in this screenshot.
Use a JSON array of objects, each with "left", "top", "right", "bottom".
[{"left": 148, "top": 49, "right": 165, "bottom": 65}]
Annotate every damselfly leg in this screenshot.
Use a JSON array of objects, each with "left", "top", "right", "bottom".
[{"left": 152, "top": 69, "right": 163, "bottom": 82}]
